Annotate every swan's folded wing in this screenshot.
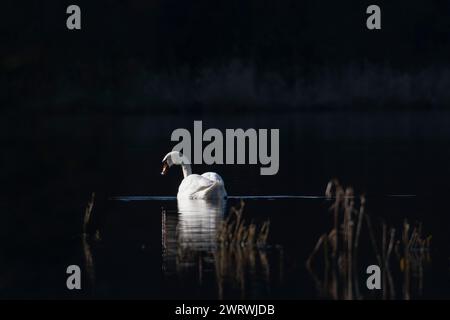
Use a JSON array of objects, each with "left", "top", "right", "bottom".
[
  {"left": 178, "top": 174, "right": 216, "bottom": 197},
  {"left": 201, "top": 172, "right": 225, "bottom": 185}
]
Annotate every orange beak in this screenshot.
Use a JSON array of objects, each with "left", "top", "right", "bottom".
[{"left": 161, "top": 161, "right": 169, "bottom": 175}]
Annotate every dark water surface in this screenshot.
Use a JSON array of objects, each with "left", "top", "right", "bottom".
[{"left": 2, "top": 112, "right": 450, "bottom": 299}]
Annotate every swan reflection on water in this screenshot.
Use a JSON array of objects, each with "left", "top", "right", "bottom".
[
  {"left": 162, "top": 199, "right": 226, "bottom": 275},
  {"left": 161, "top": 198, "right": 278, "bottom": 299}
]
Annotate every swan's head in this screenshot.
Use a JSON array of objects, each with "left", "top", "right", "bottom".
[{"left": 161, "top": 151, "right": 190, "bottom": 175}]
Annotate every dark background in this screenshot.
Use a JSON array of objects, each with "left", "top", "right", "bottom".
[
  {"left": 1, "top": 1, "right": 450, "bottom": 298},
  {"left": 2, "top": 0, "right": 450, "bottom": 113}
]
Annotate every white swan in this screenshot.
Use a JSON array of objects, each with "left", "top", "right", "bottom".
[{"left": 161, "top": 151, "right": 227, "bottom": 199}]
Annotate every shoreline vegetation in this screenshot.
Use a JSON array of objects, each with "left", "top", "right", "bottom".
[
  {"left": 306, "top": 179, "right": 432, "bottom": 300},
  {"left": 81, "top": 180, "right": 432, "bottom": 299}
]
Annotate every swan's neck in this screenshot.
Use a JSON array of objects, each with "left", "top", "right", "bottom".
[{"left": 181, "top": 163, "right": 192, "bottom": 178}]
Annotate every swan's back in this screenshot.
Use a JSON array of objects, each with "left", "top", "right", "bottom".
[
  {"left": 201, "top": 172, "right": 225, "bottom": 185},
  {"left": 178, "top": 172, "right": 227, "bottom": 199}
]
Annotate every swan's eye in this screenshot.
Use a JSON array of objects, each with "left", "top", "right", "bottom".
[{"left": 161, "top": 161, "right": 169, "bottom": 175}]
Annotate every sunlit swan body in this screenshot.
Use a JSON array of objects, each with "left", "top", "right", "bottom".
[{"left": 161, "top": 151, "right": 227, "bottom": 200}]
